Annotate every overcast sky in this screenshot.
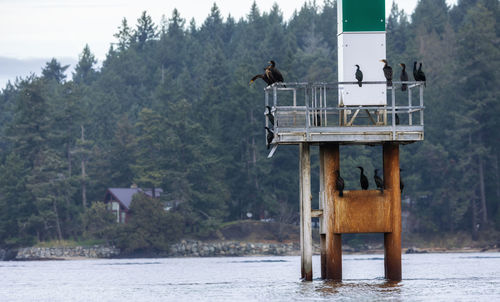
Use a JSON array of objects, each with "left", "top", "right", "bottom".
[{"left": 0, "top": 0, "right": 458, "bottom": 88}]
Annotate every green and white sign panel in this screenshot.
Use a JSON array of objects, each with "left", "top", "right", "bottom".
[{"left": 338, "top": 0, "right": 386, "bottom": 106}]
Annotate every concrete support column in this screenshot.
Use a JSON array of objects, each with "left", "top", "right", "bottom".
[
  {"left": 322, "top": 143, "right": 342, "bottom": 280},
  {"left": 300, "top": 143, "right": 313, "bottom": 281},
  {"left": 383, "top": 142, "right": 402, "bottom": 281}
]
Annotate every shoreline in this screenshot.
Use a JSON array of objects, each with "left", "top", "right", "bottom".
[{"left": 4, "top": 242, "right": 499, "bottom": 261}]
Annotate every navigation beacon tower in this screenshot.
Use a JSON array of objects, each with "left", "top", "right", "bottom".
[{"left": 263, "top": 0, "right": 425, "bottom": 281}]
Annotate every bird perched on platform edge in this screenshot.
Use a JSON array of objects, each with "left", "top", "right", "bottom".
[
  {"left": 380, "top": 59, "right": 393, "bottom": 86},
  {"left": 264, "top": 127, "right": 274, "bottom": 150},
  {"left": 355, "top": 64, "right": 363, "bottom": 87},
  {"left": 374, "top": 169, "right": 384, "bottom": 194},
  {"left": 416, "top": 63, "right": 426, "bottom": 87},
  {"left": 265, "top": 105, "right": 274, "bottom": 126},
  {"left": 335, "top": 170, "right": 345, "bottom": 197},
  {"left": 268, "top": 60, "right": 285, "bottom": 87},
  {"left": 413, "top": 61, "right": 418, "bottom": 82},
  {"left": 399, "top": 63, "right": 408, "bottom": 91},
  {"left": 357, "top": 166, "right": 369, "bottom": 190},
  {"left": 249, "top": 66, "right": 273, "bottom": 86}
]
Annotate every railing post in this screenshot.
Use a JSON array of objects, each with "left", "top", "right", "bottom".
[
  {"left": 323, "top": 85, "right": 327, "bottom": 126},
  {"left": 305, "top": 84, "right": 310, "bottom": 137},
  {"left": 265, "top": 89, "right": 269, "bottom": 129},
  {"left": 408, "top": 86, "right": 412, "bottom": 126},
  {"left": 273, "top": 85, "right": 277, "bottom": 107},
  {"left": 391, "top": 86, "right": 396, "bottom": 140},
  {"left": 293, "top": 89, "right": 297, "bottom": 107},
  {"left": 419, "top": 84, "right": 424, "bottom": 126}
]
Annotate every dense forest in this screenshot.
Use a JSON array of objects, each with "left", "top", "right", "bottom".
[{"left": 0, "top": 0, "right": 498, "bottom": 251}]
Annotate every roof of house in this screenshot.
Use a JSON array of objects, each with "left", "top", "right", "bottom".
[{"left": 106, "top": 188, "right": 163, "bottom": 209}]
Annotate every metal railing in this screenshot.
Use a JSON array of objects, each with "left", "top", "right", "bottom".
[{"left": 264, "top": 81, "right": 425, "bottom": 143}]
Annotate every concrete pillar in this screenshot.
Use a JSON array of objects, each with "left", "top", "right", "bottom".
[
  {"left": 300, "top": 143, "right": 313, "bottom": 281},
  {"left": 322, "top": 143, "right": 342, "bottom": 280},
  {"left": 383, "top": 142, "right": 402, "bottom": 281}
]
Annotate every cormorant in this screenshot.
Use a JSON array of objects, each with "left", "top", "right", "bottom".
[
  {"left": 264, "top": 126, "right": 274, "bottom": 150},
  {"left": 380, "top": 59, "right": 393, "bottom": 86},
  {"left": 400, "top": 168, "right": 404, "bottom": 194},
  {"left": 400, "top": 63, "right": 408, "bottom": 91},
  {"left": 335, "top": 170, "right": 344, "bottom": 197},
  {"left": 268, "top": 60, "right": 285, "bottom": 87},
  {"left": 265, "top": 105, "right": 274, "bottom": 126},
  {"left": 357, "top": 166, "right": 369, "bottom": 190},
  {"left": 250, "top": 66, "right": 273, "bottom": 86},
  {"left": 413, "top": 61, "right": 418, "bottom": 81},
  {"left": 374, "top": 169, "right": 384, "bottom": 194},
  {"left": 355, "top": 64, "right": 363, "bottom": 87},
  {"left": 417, "top": 63, "right": 426, "bottom": 87}
]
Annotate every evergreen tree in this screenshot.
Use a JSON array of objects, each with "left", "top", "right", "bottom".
[
  {"left": 73, "top": 44, "right": 98, "bottom": 85},
  {"left": 41, "top": 58, "right": 69, "bottom": 83}
]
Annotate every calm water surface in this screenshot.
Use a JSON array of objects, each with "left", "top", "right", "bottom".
[{"left": 1, "top": 253, "right": 499, "bottom": 301}]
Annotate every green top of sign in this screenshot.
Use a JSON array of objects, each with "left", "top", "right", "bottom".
[{"left": 342, "top": 0, "right": 385, "bottom": 32}]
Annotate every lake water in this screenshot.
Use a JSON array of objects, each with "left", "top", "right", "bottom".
[{"left": 1, "top": 253, "right": 500, "bottom": 301}]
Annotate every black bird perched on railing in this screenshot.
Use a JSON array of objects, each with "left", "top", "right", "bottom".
[
  {"left": 357, "top": 166, "right": 369, "bottom": 190},
  {"left": 355, "top": 64, "right": 363, "bottom": 87},
  {"left": 416, "top": 63, "right": 426, "bottom": 87},
  {"left": 250, "top": 66, "right": 273, "bottom": 86},
  {"left": 335, "top": 170, "right": 345, "bottom": 197},
  {"left": 399, "top": 63, "right": 408, "bottom": 91},
  {"left": 400, "top": 168, "right": 404, "bottom": 194},
  {"left": 265, "top": 106, "right": 274, "bottom": 126},
  {"left": 374, "top": 169, "right": 384, "bottom": 194},
  {"left": 380, "top": 59, "right": 393, "bottom": 86},
  {"left": 268, "top": 60, "right": 285, "bottom": 87},
  {"left": 413, "top": 61, "right": 418, "bottom": 82},
  {"left": 264, "top": 127, "right": 274, "bottom": 150}
]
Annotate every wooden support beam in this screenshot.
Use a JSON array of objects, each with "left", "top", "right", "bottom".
[
  {"left": 332, "top": 190, "right": 391, "bottom": 233},
  {"left": 319, "top": 147, "right": 326, "bottom": 279},
  {"left": 299, "top": 145, "right": 304, "bottom": 279},
  {"left": 322, "top": 143, "right": 342, "bottom": 280},
  {"left": 383, "top": 142, "right": 402, "bottom": 281},
  {"left": 300, "top": 143, "right": 313, "bottom": 281},
  {"left": 320, "top": 234, "right": 326, "bottom": 279},
  {"left": 311, "top": 209, "right": 323, "bottom": 218}
]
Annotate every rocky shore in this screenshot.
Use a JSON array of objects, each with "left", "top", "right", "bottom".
[
  {"left": 12, "top": 246, "right": 120, "bottom": 260},
  {"left": 168, "top": 240, "right": 303, "bottom": 257},
  {"left": 3, "top": 241, "right": 308, "bottom": 261},
  {"left": 3, "top": 241, "right": 498, "bottom": 261}
]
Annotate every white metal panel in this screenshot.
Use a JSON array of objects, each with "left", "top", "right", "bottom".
[{"left": 338, "top": 33, "right": 386, "bottom": 106}]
